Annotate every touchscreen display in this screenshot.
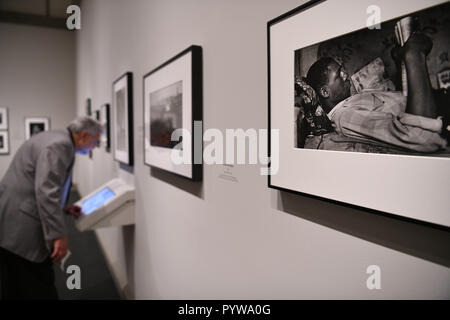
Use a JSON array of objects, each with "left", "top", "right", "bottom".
[{"left": 82, "top": 187, "right": 115, "bottom": 215}]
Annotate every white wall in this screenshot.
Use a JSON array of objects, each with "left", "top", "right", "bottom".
[
  {"left": 0, "top": 22, "right": 76, "bottom": 179},
  {"left": 75, "top": 0, "right": 450, "bottom": 299}
]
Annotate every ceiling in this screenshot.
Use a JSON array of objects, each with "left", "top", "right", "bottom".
[{"left": 0, "top": 0, "right": 81, "bottom": 29}]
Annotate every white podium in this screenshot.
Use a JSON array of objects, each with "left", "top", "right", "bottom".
[{"left": 75, "top": 178, "right": 135, "bottom": 231}]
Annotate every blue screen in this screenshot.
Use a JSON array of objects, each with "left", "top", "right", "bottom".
[{"left": 82, "top": 187, "right": 115, "bottom": 215}]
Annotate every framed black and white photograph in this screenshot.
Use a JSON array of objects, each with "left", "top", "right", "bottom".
[
  {"left": 25, "top": 117, "right": 50, "bottom": 140},
  {"left": 0, "top": 131, "right": 9, "bottom": 155},
  {"left": 268, "top": 0, "right": 450, "bottom": 228},
  {"left": 100, "top": 103, "right": 111, "bottom": 151},
  {"left": 0, "top": 107, "right": 8, "bottom": 130},
  {"left": 143, "top": 45, "right": 202, "bottom": 180},
  {"left": 112, "top": 72, "right": 133, "bottom": 165}
]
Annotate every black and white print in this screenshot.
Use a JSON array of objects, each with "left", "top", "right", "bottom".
[
  {"left": 268, "top": 0, "right": 450, "bottom": 228},
  {"left": 0, "top": 107, "right": 8, "bottom": 130},
  {"left": 112, "top": 71, "right": 133, "bottom": 166},
  {"left": 150, "top": 81, "right": 183, "bottom": 150},
  {"left": 100, "top": 103, "right": 110, "bottom": 151},
  {"left": 293, "top": 2, "right": 450, "bottom": 157},
  {"left": 25, "top": 117, "right": 50, "bottom": 140},
  {"left": 115, "top": 88, "right": 127, "bottom": 152},
  {"left": 143, "top": 45, "right": 202, "bottom": 180},
  {"left": 0, "top": 131, "right": 9, "bottom": 154}
]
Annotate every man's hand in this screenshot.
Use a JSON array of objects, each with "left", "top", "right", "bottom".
[
  {"left": 51, "top": 236, "right": 68, "bottom": 264},
  {"left": 403, "top": 32, "right": 433, "bottom": 58},
  {"left": 64, "top": 205, "right": 81, "bottom": 219},
  {"left": 392, "top": 32, "right": 433, "bottom": 63}
]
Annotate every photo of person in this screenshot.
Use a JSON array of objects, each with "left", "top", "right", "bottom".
[
  {"left": 25, "top": 117, "right": 50, "bottom": 140},
  {"left": 29, "top": 122, "right": 45, "bottom": 137},
  {"left": 294, "top": 2, "right": 450, "bottom": 157}
]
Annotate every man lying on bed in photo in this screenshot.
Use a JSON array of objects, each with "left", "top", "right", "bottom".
[{"left": 298, "top": 32, "right": 449, "bottom": 154}]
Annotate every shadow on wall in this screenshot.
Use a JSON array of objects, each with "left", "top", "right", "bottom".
[
  {"left": 122, "top": 224, "right": 135, "bottom": 299},
  {"left": 276, "top": 191, "right": 450, "bottom": 268},
  {"left": 120, "top": 162, "right": 134, "bottom": 174},
  {"left": 150, "top": 166, "right": 204, "bottom": 199}
]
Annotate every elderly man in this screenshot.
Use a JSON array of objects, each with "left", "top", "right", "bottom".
[
  {"left": 0, "top": 117, "right": 102, "bottom": 299},
  {"left": 306, "top": 33, "right": 448, "bottom": 153}
]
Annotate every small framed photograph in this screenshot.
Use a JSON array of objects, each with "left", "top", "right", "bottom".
[
  {"left": 100, "top": 103, "right": 111, "bottom": 151},
  {"left": 25, "top": 117, "right": 50, "bottom": 140},
  {"left": 86, "top": 98, "right": 92, "bottom": 116},
  {"left": 0, "top": 107, "right": 8, "bottom": 130},
  {"left": 112, "top": 72, "right": 133, "bottom": 165},
  {"left": 143, "top": 45, "right": 203, "bottom": 180},
  {"left": 0, "top": 131, "right": 9, "bottom": 155},
  {"left": 268, "top": 0, "right": 450, "bottom": 228}
]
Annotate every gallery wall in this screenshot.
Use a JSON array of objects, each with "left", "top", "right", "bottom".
[
  {"left": 0, "top": 22, "right": 76, "bottom": 179},
  {"left": 74, "top": 0, "right": 450, "bottom": 299}
]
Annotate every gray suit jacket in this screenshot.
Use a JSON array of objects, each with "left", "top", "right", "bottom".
[{"left": 0, "top": 129, "right": 75, "bottom": 262}]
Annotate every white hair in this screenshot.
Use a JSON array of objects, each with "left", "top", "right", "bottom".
[{"left": 68, "top": 117, "right": 102, "bottom": 136}]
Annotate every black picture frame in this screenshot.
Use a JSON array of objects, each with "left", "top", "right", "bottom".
[
  {"left": 86, "top": 98, "right": 92, "bottom": 116},
  {"left": 100, "top": 103, "right": 111, "bottom": 152},
  {"left": 0, "top": 131, "right": 9, "bottom": 155},
  {"left": 143, "top": 45, "right": 203, "bottom": 181},
  {"left": 267, "top": 0, "right": 450, "bottom": 229},
  {"left": 112, "top": 72, "right": 134, "bottom": 166},
  {"left": 25, "top": 116, "right": 50, "bottom": 140},
  {"left": 0, "top": 107, "right": 8, "bottom": 130}
]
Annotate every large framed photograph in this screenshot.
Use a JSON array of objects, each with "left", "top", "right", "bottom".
[
  {"left": 25, "top": 117, "right": 50, "bottom": 140},
  {"left": 143, "top": 45, "right": 202, "bottom": 180},
  {"left": 0, "top": 107, "right": 8, "bottom": 130},
  {"left": 112, "top": 72, "right": 133, "bottom": 166},
  {"left": 268, "top": 0, "right": 450, "bottom": 228},
  {"left": 100, "top": 103, "right": 111, "bottom": 152},
  {"left": 0, "top": 131, "right": 9, "bottom": 155}
]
